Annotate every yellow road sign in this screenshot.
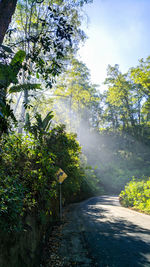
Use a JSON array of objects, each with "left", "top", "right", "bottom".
[{"left": 57, "top": 168, "right": 67, "bottom": 184}]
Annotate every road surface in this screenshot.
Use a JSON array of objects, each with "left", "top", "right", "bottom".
[{"left": 59, "top": 196, "right": 150, "bottom": 267}]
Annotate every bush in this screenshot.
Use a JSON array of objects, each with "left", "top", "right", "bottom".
[
  {"left": 119, "top": 178, "right": 150, "bottom": 214},
  {"left": 0, "top": 133, "right": 57, "bottom": 232},
  {"left": 0, "top": 124, "right": 101, "bottom": 233},
  {"left": 0, "top": 174, "right": 25, "bottom": 232}
]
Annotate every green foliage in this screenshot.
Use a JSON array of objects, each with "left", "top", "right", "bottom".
[
  {"left": 35, "top": 58, "right": 100, "bottom": 132},
  {"left": 0, "top": 44, "right": 13, "bottom": 54},
  {"left": 0, "top": 50, "right": 26, "bottom": 88},
  {"left": 10, "top": 0, "right": 88, "bottom": 88},
  {"left": 104, "top": 64, "right": 136, "bottom": 130},
  {"left": 98, "top": 59, "right": 150, "bottom": 133},
  {"left": 0, "top": 100, "right": 17, "bottom": 135},
  {"left": 0, "top": 132, "right": 58, "bottom": 232},
  {"left": 54, "top": 58, "right": 99, "bottom": 108},
  {"left": 0, "top": 48, "right": 26, "bottom": 135},
  {"left": 82, "top": 128, "right": 150, "bottom": 193},
  {"left": 0, "top": 121, "right": 98, "bottom": 233},
  {"left": 0, "top": 174, "right": 25, "bottom": 233},
  {"left": 78, "top": 59, "right": 150, "bottom": 194},
  {"left": 32, "top": 58, "right": 150, "bottom": 195},
  {"left": 79, "top": 161, "right": 104, "bottom": 199},
  {"left": 130, "top": 56, "right": 150, "bottom": 94},
  {"left": 25, "top": 111, "right": 54, "bottom": 140},
  {"left": 119, "top": 178, "right": 150, "bottom": 214},
  {"left": 9, "top": 83, "right": 41, "bottom": 93},
  {"left": 2, "top": 0, "right": 91, "bottom": 133}
]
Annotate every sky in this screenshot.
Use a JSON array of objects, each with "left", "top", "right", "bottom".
[{"left": 78, "top": 0, "right": 150, "bottom": 91}]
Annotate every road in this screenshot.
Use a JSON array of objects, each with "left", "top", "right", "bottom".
[{"left": 59, "top": 196, "right": 150, "bottom": 267}]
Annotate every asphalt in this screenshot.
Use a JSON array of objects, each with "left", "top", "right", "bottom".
[{"left": 59, "top": 196, "right": 150, "bottom": 267}]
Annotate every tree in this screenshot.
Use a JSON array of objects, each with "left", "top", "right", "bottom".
[
  {"left": 104, "top": 64, "right": 136, "bottom": 131},
  {"left": 0, "top": 49, "right": 26, "bottom": 135},
  {"left": 0, "top": 0, "right": 91, "bottom": 133},
  {"left": 52, "top": 58, "right": 100, "bottom": 133},
  {"left": 0, "top": 0, "right": 18, "bottom": 44},
  {"left": 130, "top": 56, "right": 150, "bottom": 123},
  {"left": 4, "top": 0, "right": 90, "bottom": 131}
]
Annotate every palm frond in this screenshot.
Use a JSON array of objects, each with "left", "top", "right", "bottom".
[{"left": 9, "top": 83, "right": 41, "bottom": 93}]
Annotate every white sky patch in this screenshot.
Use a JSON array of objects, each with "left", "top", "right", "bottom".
[{"left": 78, "top": 0, "right": 150, "bottom": 92}]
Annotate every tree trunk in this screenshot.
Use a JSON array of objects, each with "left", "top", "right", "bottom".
[
  {"left": 124, "top": 96, "right": 135, "bottom": 128},
  {"left": 0, "top": 0, "right": 18, "bottom": 44},
  {"left": 18, "top": 89, "right": 28, "bottom": 134}
]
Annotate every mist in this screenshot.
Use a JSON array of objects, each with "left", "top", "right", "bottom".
[{"left": 51, "top": 98, "right": 150, "bottom": 194}]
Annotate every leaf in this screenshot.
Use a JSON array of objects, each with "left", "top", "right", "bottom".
[
  {"left": 0, "top": 111, "right": 4, "bottom": 118},
  {"left": 36, "top": 72, "right": 40, "bottom": 79},
  {"left": 10, "top": 50, "right": 26, "bottom": 66},
  {"left": 9, "top": 83, "right": 41, "bottom": 93},
  {"left": 0, "top": 45, "right": 13, "bottom": 53},
  {"left": 42, "top": 111, "right": 54, "bottom": 130}
]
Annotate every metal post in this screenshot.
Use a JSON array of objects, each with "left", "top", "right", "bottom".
[
  {"left": 59, "top": 183, "right": 62, "bottom": 220},
  {"left": 69, "top": 93, "right": 72, "bottom": 131}
]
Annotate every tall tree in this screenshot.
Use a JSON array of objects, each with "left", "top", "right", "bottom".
[
  {"left": 5, "top": 0, "right": 90, "bottom": 131},
  {"left": 104, "top": 64, "right": 136, "bottom": 130},
  {"left": 0, "top": 0, "right": 18, "bottom": 44},
  {"left": 130, "top": 56, "right": 150, "bottom": 122},
  {"left": 52, "top": 58, "right": 100, "bottom": 133}
]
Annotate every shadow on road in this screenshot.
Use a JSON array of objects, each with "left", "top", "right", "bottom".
[
  {"left": 84, "top": 195, "right": 120, "bottom": 207},
  {"left": 80, "top": 198, "right": 150, "bottom": 267}
]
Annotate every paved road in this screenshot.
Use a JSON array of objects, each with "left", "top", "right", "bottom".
[{"left": 60, "top": 196, "right": 150, "bottom": 267}]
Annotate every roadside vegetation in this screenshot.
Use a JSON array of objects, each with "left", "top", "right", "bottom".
[
  {"left": 0, "top": 123, "right": 102, "bottom": 234},
  {"left": 0, "top": 1, "right": 103, "bottom": 266},
  {"left": 0, "top": 0, "right": 150, "bottom": 266},
  {"left": 119, "top": 178, "right": 150, "bottom": 214}
]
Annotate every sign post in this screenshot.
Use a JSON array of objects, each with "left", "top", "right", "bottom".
[
  {"left": 56, "top": 168, "right": 67, "bottom": 220},
  {"left": 59, "top": 183, "right": 62, "bottom": 220}
]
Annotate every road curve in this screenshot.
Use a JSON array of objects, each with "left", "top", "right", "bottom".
[{"left": 77, "top": 196, "right": 150, "bottom": 267}]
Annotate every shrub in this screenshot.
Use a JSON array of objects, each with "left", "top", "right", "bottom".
[
  {"left": 0, "top": 124, "right": 100, "bottom": 232},
  {"left": 119, "top": 178, "right": 150, "bottom": 214}
]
